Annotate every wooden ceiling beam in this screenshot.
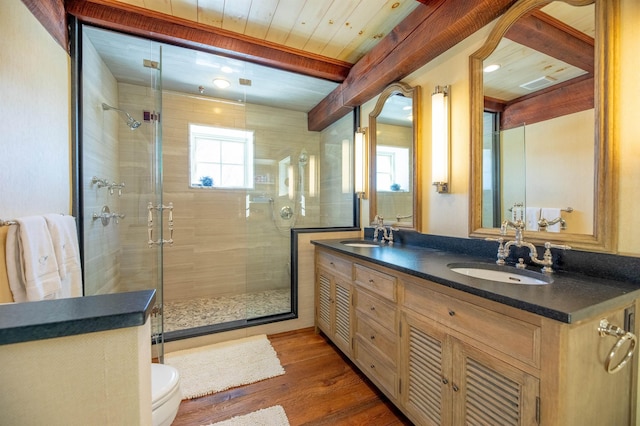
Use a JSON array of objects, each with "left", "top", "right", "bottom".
[
  {"left": 65, "top": 0, "right": 352, "bottom": 83},
  {"left": 21, "top": 0, "right": 67, "bottom": 51},
  {"left": 504, "top": 10, "right": 594, "bottom": 74},
  {"left": 500, "top": 74, "right": 593, "bottom": 129},
  {"left": 308, "top": 0, "right": 518, "bottom": 131}
]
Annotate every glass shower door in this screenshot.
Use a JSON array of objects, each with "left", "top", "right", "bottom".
[{"left": 80, "top": 26, "right": 164, "bottom": 359}]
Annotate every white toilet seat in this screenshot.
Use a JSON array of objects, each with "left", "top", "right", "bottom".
[{"left": 151, "top": 363, "right": 182, "bottom": 426}]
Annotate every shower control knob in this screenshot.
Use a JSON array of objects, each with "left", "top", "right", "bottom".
[{"left": 280, "top": 206, "right": 294, "bottom": 220}]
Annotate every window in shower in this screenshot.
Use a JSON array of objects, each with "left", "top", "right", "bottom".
[
  {"left": 376, "top": 145, "right": 409, "bottom": 192},
  {"left": 190, "top": 124, "right": 255, "bottom": 188}
]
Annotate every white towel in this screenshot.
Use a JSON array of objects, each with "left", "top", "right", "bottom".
[
  {"left": 541, "top": 208, "right": 562, "bottom": 232},
  {"left": 44, "top": 214, "right": 83, "bottom": 298},
  {"left": 511, "top": 205, "right": 524, "bottom": 222},
  {"left": 525, "top": 207, "right": 540, "bottom": 231},
  {"left": 5, "top": 216, "right": 61, "bottom": 302}
]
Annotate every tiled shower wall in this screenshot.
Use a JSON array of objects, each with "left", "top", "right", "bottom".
[
  {"left": 82, "top": 34, "right": 123, "bottom": 296},
  {"left": 124, "top": 90, "right": 327, "bottom": 302}
]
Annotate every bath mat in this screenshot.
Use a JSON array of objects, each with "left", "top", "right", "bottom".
[
  {"left": 165, "top": 334, "right": 285, "bottom": 399},
  {"left": 204, "top": 405, "right": 290, "bottom": 426}
]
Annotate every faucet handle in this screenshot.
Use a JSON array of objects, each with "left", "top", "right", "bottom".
[
  {"left": 545, "top": 242, "right": 572, "bottom": 251},
  {"left": 485, "top": 237, "right": 504, "bottom": 243}
]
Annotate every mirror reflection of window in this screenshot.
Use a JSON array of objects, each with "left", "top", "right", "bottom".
[{"left": 376, "top": 145, "right": 409, "bottom": 192}]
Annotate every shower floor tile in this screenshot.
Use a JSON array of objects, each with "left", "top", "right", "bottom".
[{"left": 162, "top": 289, "right": 291, "bottom": 332}]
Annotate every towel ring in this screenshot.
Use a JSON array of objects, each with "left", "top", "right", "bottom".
[{"left": 598, "top": 319, "right": 637, "bottom": 374}]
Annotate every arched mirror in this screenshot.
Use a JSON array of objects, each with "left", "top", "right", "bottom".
[
  {"left": 469, "top": 0, "right": 617, "bottom": 252},
  {"left": 369, "top": 82, "right": 421, "bottom": 230}
]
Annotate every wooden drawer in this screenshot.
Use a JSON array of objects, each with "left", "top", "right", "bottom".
[
  {"left": 356, "top": 315, "right": 397, "bottom": 365},
  {"left": 354, "top": 263, "right": 397, "bottom": 301},
  {"left": 356, "top": 288, "right": 397, "bottom": 334},
  {"left": 355, "top": 337, "right": 398, "bottom": 398},
  {"left": 317, "top": 250, "right": 352, "bottom": 279},
  {"left": 403, "top": 280, "right": 540, "bottom": 368}
]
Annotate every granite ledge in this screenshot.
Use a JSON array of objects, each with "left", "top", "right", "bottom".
[
  {"left": 312, "top": 239, "right": 640, "bottom": 324},
  {"left": 0, "top": 290, "right": 156, "bottom": 346}
]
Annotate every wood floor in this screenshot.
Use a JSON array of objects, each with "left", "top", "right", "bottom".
[{"left": 171, "top": 327, "right": 413, "bottom": 426}]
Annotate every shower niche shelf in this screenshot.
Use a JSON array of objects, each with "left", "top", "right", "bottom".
[{"left": 255, "top": 158, "right": 276, "bottom": 187}]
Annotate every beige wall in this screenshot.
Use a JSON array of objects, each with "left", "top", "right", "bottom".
[
  {"left": 81, "top": 33, "right": 122, "bottom": 296},
  {"left": 617, "top": 0, "right": 640, "bottom": 256},
  {"left": 523, "top": 110, "right": 594, "bottom": 234},
  {"left": 0, "top": 0, "right": 70, "bottom": 219},
  {"left": 500, "top": 110, "right": 595, "bottom": 235},
  {"left": 0, "top": 322, "right": 152, "bottom": 426}
]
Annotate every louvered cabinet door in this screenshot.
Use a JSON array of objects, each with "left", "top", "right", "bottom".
[
  {"left": 315, "top": 268, "right": 353, "bottom": 355},
  {"left": 316, "top": 269, "right": 332, "bottom": 335},
  {"left": 451, "top": 338, "right": 540, "bottom": 426},
  {"left": 401, "top": 311, "right": 454, "bottom": 426},
  {"left": 333, "top": 278, "right": 353, "bottom": 355}
]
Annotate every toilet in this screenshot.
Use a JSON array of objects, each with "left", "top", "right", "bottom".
[{"left": 151, "top": 363, "right": 182, "bottom": 426}]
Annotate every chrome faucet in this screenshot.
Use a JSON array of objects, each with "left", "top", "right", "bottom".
[
  {"left": 487, "top": 219, "right": 571, "bottom": 273},
  {"left": 372, "top": 215, "right": 397, "bottom": 245},
  {"left": 537, "top": 216, "right": 567, "bottom": 231}
]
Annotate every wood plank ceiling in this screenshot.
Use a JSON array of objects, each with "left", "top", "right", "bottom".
[{"left": 109, "top": 0, "right": 421, "bottom": 65}]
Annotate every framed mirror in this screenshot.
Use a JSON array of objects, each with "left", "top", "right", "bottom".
[
  {"left": 368, "top": 82, "right": 421, "bottom": 230},
  {"left": 469, "top": 0, "right": 617, "bottom": 252}
]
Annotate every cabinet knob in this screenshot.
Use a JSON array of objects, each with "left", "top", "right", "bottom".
[
  {"left": 370, "top": 306, "right": 376, "bottom": 311},
  {"left": 370, "top": 364, "right": 375, "bottom": 369},
  {"left": 442, "top": 378, "right": 448, "bottom": 385},
  {"left": 370, "top": 335, "right": 375, "bottom": 340},
  {"left": 369, "top": 279, "right": 375, "bottom": 284},
  {"left": 448, "top": 310, "right": 455, "bottom": 316},
  {"left": 452, "top": 384, "right": 459, "bottom": 392}
]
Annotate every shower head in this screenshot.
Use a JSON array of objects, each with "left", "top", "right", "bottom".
[
  {"left": 102, "top": 103, "right": 142, "bottom": 130},
  {"left": 298, "top": 149, "right": 309, "bottom": 166}
]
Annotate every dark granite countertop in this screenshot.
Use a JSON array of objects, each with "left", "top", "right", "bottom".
[
  {"left": 312, "top": 239, "right": 640, "bottom": 324},
  {"left": 0, "top": 289, "right": 156, "bottom": 345}
]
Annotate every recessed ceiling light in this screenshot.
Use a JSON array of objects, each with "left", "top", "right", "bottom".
[
  {"left": 483, "top": 64, "right": 501, "bottom": 73},
  {"left": 213, "top": 78, "right": 230, "bottom": 89}
]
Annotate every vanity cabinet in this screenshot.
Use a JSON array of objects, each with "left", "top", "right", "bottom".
[
  {"left": 314, "top": 247, "right": 638, "bottom": 425},
  {"left": 353, "top": 264, "right": 399, "bottom": 399},
  {"left": 401, "top": 306, "right": 539, "bottom": 425},
  {"left": 315, "top": 250, "right": 354, "bottom": 355}
]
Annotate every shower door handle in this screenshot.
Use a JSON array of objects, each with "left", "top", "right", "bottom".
[{"left": 147, "top": 202, "right": 174, "bottom": 247}]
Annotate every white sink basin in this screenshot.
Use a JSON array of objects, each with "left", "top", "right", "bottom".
[
  {"left": 448, "top": 263, "right": 552, "bottom": 285},
  {"left": 341, "top": 240, "right": 381, "bottom": 248}
]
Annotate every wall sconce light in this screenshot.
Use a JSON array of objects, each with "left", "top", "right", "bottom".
[
  {"left": 431, "top": 85, "right": 450, "bottom": 193},
  {"left": 354, "top": 127, "right": 368, "bottom": 199},
  {"left": 309, "top": 155, "right": 317, "bottom": 197},
  {"left": 287, "top": 165, "right": 294, "bottom": 200}
]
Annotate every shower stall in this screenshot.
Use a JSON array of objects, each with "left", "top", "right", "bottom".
[{"left": 77, "top": 25, "right": 355, "bottom": 351}]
